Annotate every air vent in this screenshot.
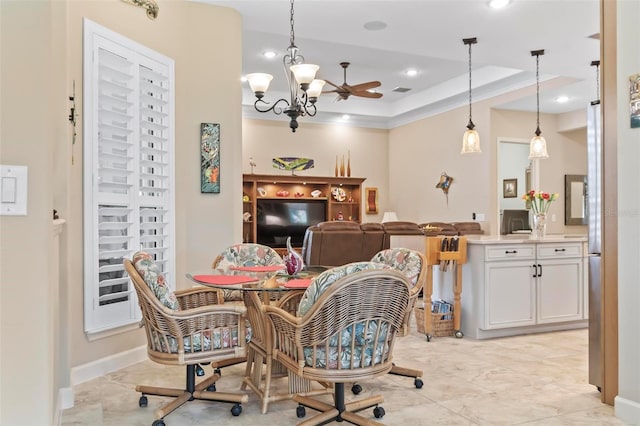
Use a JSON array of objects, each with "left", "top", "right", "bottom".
[{"left": 392, "top": 87, "right": 411, "bottom": 93}]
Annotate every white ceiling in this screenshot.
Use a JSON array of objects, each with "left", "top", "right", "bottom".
[{"left": 195, "top": 0, "right": 600, "bottom": 129}]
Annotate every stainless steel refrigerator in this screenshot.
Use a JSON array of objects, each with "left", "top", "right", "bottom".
[{"left": 587, "top": 101, "right": 602, "bottom": 390}]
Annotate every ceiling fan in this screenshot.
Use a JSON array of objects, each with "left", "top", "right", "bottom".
[{"left": 323, "top": 62, "right": 383, "bottom": 101}]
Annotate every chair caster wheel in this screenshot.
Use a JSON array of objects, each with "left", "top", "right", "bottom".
[
  {"left": 351, "top": 384, "right": 362, "bottom": 395},
  {"left": 152, "top": 420, "right": 165, "bottom": 426},
  {"left": 206, "top": 384, "right": 216, "bottom": 392},
  {"left": 426, "top": 334, "right": 432, "bottom": 342},
  {"left": 139, "top": 395, "right": 148, "bottom": 407},
  {"left": 195, "top": 365, "right": 205, "bottom": 377},
  {"left": 373, "top": 406, "right": 385, "bottom": 419},
  {"left": 414, "top": 378, "right": 423, "bottom": 388},
  {"left": 214, "top": 368, "right": 222, "bottom": 376},
  {"left": 230, "top": 403, "right": 242, "bottom": 416},
  {"left": 455, "top": 330, "right": 464, "bottom": 338},
  {"left": 296, "top": 405, "right": 306, "bottom": 418}
]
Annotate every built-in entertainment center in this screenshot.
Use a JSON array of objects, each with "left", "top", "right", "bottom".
[{"left": 243, "top": 174, "right": 365, "bottom": 253}]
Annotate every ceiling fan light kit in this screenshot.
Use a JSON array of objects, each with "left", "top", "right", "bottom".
[
  {"left": 244, "top": 0, "right": 323, "bottom": 132},
  {"left": 529, "top": 49, "right": 549, "bottom": 160},
  {"left": 461, "top": 37, "right": 481, "bottom": 154}
]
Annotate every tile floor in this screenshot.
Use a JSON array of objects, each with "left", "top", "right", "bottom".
[{"left": 61, "top": 327, "right": 628, "bottom": 425}]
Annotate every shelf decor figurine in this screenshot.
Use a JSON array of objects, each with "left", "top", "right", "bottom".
[{"left": 284, "top": 236, "right": 304, "bottom": 275}]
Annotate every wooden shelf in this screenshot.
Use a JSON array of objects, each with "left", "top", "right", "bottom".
[{"left": 242, "top": 173, "right": 365, "bottom": 247}]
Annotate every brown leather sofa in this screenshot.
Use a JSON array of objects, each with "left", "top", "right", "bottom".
[{"left": 302, "top": 220, "right": 483, "bottom": 267}]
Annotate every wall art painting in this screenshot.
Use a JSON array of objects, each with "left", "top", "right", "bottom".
[
  {"left": 365, "top": 187, "right": 378, "bottom": 214},
  {"left": 201, "top": 123, "right": 220, "bottom": 193},
  {"left": 630, "top": 73, "right": 640, "bottom": 129}
]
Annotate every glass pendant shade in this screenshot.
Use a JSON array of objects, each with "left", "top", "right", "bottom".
[
  {"left": 290, "top": 64, "right": 319, "bottom": 85},
  {"left": 529, "top": 134, "right": 549, "bottom": 159},
  {"left": 461, "top": 128, "right": 481, "bottom": 153},
  {"left": 246, "top": 73, "right": 273, "bottom": 94},
  {"left": 306, "top": 79, "right": 326, "bottom": 98}
]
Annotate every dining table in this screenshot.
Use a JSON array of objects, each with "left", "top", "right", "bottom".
[{"left": 186, "top": 265, "right": 332, "bottom": 413}]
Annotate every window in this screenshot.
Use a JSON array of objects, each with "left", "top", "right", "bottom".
[{"left": 83, "top": 19, "right": 175, "bottom": 335}]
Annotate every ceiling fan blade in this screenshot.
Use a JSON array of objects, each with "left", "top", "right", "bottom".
[
  {"left": 352, "top": 91, "right": 383, "bottom": 99},
  {"left": 349, "top": 81, "right": 381, "bottom": 92},
  {"left": 323, "top": 80, "right": 342, "bottom": 89}
]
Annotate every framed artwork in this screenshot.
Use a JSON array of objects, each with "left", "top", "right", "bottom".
[
  {"left": 200, "top": 123, "right": 220, "bottom": 193},
  {"left": 365, "top": 187, "right": 378, "bottom": 214},
  {"left": 630, "top": 73, "right": 640, "bottom": 128},
  {"left": 503, "top": 178, "right": 517, "bottom": 198}
]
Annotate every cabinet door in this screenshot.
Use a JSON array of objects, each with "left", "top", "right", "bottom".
[
  {"left": 537, "top": 258, "right": 583, "bottom": 323},
  {"left": 484, "top": 260, "right": 536, "bottom": 329}
]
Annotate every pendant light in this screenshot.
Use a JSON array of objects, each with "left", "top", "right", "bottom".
[
  {"left": 529, "top": 49, "right": 549, "bottom": 159},
  {"left": 461, "top": 37, "right": 481, "bottom": 154}
]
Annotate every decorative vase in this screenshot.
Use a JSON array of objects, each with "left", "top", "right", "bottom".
[
  {"left": 347, "top": 150, "right": 351, "bottom": 177},
  {"left": 284, "top": 236, "right": 304, "bottom": 275},
  {"left": 531, "top": 213, "right": 547, "bottom": 239},
  {"left": 334, "top": 156, "right": 339, "bottom": 177},
  {"left": 340, "top": 155, "right": 345, "bottom": 177}
]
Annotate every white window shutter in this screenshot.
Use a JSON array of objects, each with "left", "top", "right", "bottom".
[{"left": 83, "top": 19, "right": 175, "bottom": 335}]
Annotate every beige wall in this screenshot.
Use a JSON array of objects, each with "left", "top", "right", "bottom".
[
  {"left": 2, "top": 1, "right": 243, "bottom": 423},
  {"left": 1, "top": 2, "right": 59, "bottom": 423},
  {"left": 242, "top": 118, "right": 390, "bottom": 221}
]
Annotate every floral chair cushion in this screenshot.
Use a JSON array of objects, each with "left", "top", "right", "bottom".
[
  {"left": 132, "top": 251, "right": 179, "bottom": 311},
  {"left": 151, "top": 326, "right": 241, "bottom": 354},
  {"left": 214, "top": 244, "right": 283, "bottom": 301},
  {"left": 297, "top": 262, "right": 391, "bottom": 369},
  {"left": 297, "top": 262, "right": 387, "bottom": 316},
  {"left": 370, "top": 248, "right": 423, "bottom": 289}
]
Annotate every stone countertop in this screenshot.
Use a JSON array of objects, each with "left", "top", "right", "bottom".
[{"left": 465, "top": 234, "right": 587, "bottom": 244}]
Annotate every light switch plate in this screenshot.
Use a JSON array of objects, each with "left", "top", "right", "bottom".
[{"left": 0, "top": 165, "right": 28, "bottom": 216}]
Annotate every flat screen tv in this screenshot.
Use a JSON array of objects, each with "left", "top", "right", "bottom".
[{"left": 256, "top": 199, "right": 327, "bottom": 248}]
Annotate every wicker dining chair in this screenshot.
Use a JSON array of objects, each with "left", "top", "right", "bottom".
[
  {"left": 124, "top": 253, "right": 249, "bottom": 426},
  {"left": 209, "top": 243, "right": 284, "bottom": 374},
  {"left": 367, "top": 248, "right": 428, "bottom": 390},
  {"left": 264, "top": 264, "right": 411, "bottom": 425}
]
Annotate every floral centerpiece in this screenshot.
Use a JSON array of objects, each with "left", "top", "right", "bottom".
[
  {"left": 522, "top": 190, "right": 559, "bottom": 238},
  {"left": 522, "top": 190, "right": 559, "bottom": 214}
]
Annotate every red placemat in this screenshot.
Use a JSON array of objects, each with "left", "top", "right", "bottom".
[
  {"left": 192, "top": 275, "right": 256, "bottom": 285},
  {"left": 228, "top": 265, "right": 284, "bottom": 272},
  {"left": 283, "top": 278, "right": 313, "bottom": 289}
]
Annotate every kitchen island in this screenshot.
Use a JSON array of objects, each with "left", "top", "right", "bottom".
[{"left": 390, "top": 234, "right": 588, "bottom": 340}]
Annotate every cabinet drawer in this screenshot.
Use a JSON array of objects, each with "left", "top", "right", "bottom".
[
  {"left": 485, "top": 244, "right": 535, "bottom": 261},
  {"left": 537, "top": 243, "right": 582, "bottom": 259}
]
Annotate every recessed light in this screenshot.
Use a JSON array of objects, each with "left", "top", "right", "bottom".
[
  {"left": 240, "top": 76, "right": 247, "bottom": 82},
  {"left": 341, "top": 114, "right": 350, "bottom": 121},
  {"left": 363, "top": 21, "right": 387, "bottom": 31},
  {"left": 556, "top": 95, "right": 569, "bottom": 103},
  {"left": 405, "top": 69, "right": 418, "bottom": 77},
  {"left": 263, "top": 51, "right": 277, "bottom": 59},
  {"left": 488, "top": 0, "right": 510, "bottom": 9},
  {"left": 366, "top": 89, "right": 377, "bottom": 94}
]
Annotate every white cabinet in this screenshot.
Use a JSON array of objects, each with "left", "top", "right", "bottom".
[{"left": 462, "top": 240, "right": 587, "bottom": 339}]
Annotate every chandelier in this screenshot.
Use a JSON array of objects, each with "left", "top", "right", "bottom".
[
  {"left": 245, "top": 0, "right": 324, "bottom": 132},
  {"left": 529, "top": 49, "right": 549, "bottom": 159}
]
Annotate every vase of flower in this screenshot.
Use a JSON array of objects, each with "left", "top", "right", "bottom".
[
  {"left": 532, "top": 213, "right": 547, "bottom": 239},
  {"left": 522, "top": 190, "right": 559, "bottom": 239}
]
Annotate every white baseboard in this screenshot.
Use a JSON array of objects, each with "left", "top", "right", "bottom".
[
  {"left": 70, "top": 345, "right": 147, "bottom": 385},
  {"left": 615, "top": 395, "right": 640, "bottom": 425},
  {"left": 53, "top": 387, "right": 74, "bottom": 426}
]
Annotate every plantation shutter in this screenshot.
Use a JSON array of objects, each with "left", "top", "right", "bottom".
[{"left": 83, "top": 19, "right": 175, "bottom": 335}]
